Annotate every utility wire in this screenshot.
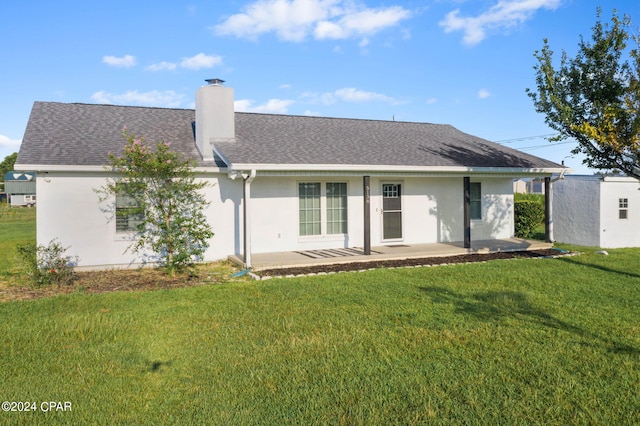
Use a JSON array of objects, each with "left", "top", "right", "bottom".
[
  {"left": 516, "top": 141, "right": 575, "bottom": 151},
  {"left": 493, "top": 133, "right": 577, "bottom": 152},
  {"left": 494, "top": 133, "right": 558, "bottom": 144}
]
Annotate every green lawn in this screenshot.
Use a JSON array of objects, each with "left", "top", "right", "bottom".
[
  {"left": 1, "top": 202, "right": 639, "bottom": 424},
  {"left": 1, "top": 246, "right": 639, "bottom": 424},
  {"left": 0, "top": 203, "right": 35, "bottom": 281}
]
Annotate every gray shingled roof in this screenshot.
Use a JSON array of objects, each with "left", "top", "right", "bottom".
[
  {"left": 18, "top": 102, "right": 211, "bottom": 167},
  {"left": 18, "top": 101, "right": 563, "bottom": 171},
  {"left": 229, "top": 113, "right": 562, "bottom": 169}
]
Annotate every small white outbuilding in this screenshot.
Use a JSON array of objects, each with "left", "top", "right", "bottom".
[{"left": 553, "top": 175, "right": 640, "bottom": 248}]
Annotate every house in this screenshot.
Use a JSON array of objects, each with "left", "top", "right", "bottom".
[
  {"left": 4, "top": 171, "right": 36, "bottom": 207},
  {"left": 513, "top": 178, "right": 545, "bottom": 194},
  {"left": 552, "top": 175, "right": 640, "bottom": 248},
  {"left": 15, "top": 80, "right": 567, "bottom": 270}
]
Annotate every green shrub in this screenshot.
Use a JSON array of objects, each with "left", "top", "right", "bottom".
[
  {"left": 16, "top": 239, "right": 78, "bottom": 287},
  {"left": 514, "top": 200, "right": 545, "bottom": 239},
  {"left": 514, "top": 193, "right": 544, "bottom": 204}
]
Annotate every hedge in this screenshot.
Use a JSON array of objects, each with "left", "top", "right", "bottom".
[{"left": 514, "top": 199, "right": 545, "bottom": 238}]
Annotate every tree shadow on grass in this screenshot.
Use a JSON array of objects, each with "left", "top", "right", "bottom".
[
  {"left": 419, "top": 286, "right": 639, "bottom": 355},
  {"left": 556, "top": 256, "right": 640, "bottom": 279}
]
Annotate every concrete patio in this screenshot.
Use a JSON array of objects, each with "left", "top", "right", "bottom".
[{"left": 230, "top": 238, "right": 553, "bottom": 271}]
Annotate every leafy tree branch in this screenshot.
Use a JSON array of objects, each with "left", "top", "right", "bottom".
[
  {"left": 97, "top": 129, "right": 214, "bottom": 273},
  {"left": 527, "top": 8, "right": 640, "bottom": 178}
]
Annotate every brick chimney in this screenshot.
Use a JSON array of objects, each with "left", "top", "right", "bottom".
[{"left": 195, "top": 78, "right": 235, "bottom": 160}]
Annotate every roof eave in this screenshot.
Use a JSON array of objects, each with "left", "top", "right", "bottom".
[
  {"left": 227, "top": 163, "right": 569, "bottom": 175},
  {"left": 14, "top": 163, "right": 229, "bottom": 174}
]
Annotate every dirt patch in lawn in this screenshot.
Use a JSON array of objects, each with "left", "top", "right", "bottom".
[
  {"left": 0, "top": 261, "right": 244, "bottom": 302},
  {"left": 0, "top": 250, "right": 574, "bottom": 301},
  {"left": 256, "top": 249, "right": 570, "bottom": 277}
]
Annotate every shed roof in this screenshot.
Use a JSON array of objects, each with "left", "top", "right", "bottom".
[{"left": 17, "top": 101, "right": 564, "bottom": 173}]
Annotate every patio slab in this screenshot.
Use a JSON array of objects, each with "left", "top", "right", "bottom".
[{"left": 230, "top": 238, "right": 552, "bottom": 271}]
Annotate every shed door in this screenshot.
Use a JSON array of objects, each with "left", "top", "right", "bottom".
[{"left": 382, "top": 183, "right": 402, "bottom": 240}]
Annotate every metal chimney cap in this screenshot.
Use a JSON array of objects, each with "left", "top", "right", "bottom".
[{"left": 205, "top": 78, "right": 225, "bottom": 85}]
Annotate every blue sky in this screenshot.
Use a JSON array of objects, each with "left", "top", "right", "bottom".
[{"left": 0, "top": 0, "right": 635, "bottom": 174}]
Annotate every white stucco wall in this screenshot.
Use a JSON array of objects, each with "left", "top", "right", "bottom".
[
  {"left": 249, "top": 176, "right": 364, "bottom": 253},
  {"left": 554, "top": 175, "right": 640, "bottom": 248},
  {"left": 472, "top": 178, "right": 514, "bottom": 241},
  {"left": 36, "top": 172, "right": 240, "bottom": 269},
  {"left": 247, "top": 175, "right": 515, "bottom": 254},
  {"left": 36, "top": 172, "right": 517, "bottom": 269},
  {"left": 599, "top": 177, "right": 640, "bottom": 248},
  {"left": 553, "top": 176, "right": 601, "bottom": 247}
]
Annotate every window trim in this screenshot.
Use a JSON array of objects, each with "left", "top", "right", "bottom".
[
  {"left": 115, "top": 186, "right": 144, "bottom": 233},
  {"left": 619, "top": 198, "right": 628, "bottom": 220},
  {"left": 298, "top": 181, "right": 348, "bottom": 238},
  {"left": 381, "top": 182, "right": 403, "bottom": 241},
  {"left": 326, "top": 182, "right": 348, "bottom": 235},
  {"left": 470, "top": 182, "right": 482, "bottom": 221},
  {"left": 298, "top": 182, "right": 321, "bottom": 236}
]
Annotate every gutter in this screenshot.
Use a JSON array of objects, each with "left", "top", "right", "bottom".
[
  {"left": 226, "top": 163, "right": 569, "bottom": 175},
  {"left": 550, "top": 168, "right": 568, "bottom": 183}
]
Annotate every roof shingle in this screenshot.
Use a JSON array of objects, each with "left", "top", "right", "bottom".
[{"left": 17, "top": 101, "right": 563, "bottom": 171}]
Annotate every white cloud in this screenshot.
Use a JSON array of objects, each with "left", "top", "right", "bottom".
[
  {"left": 335, "top": 87, "right": 396, "bottom": 103},
  {"left": 102, "top": 54, "right": 137, "bottom": 68},
  {"left": 440, "top": 0, "right": 562, "bottom": 46},
  {"left": 0, "top": 134, "right": 21, "bottom": 149},
  {"left": 180, "top": 53, "right": 223, "bottom": 70},
  {"left": 91, "top": 90, "right": 185, "bottom": 108},
  {"left": 303, "top": 87, "right": 400, "bottom": 105},
  {"left": 213, "top": 0, "right": 410, "bottom": 42},
  {"left": 147, "top": 53, "right": 222, "bottom": 71},
  {"left": 426, "top": 98, "right": 437, "bottom": 104},
  {"left": 478, "top": 89, "right": 491, "bottom": 99},
  {"left": 146, "top": 61, "right": 177, "bottom": 71},
  {"left": 234, "top": 98, "right": 295, "bottom": 113},
  {"left": 315, "top": 5, "right": 410, "bottom": 40}
]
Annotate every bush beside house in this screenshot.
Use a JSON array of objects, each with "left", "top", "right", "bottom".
[{"left": 514, "top": 193, "right": 545, "bottom": 239}]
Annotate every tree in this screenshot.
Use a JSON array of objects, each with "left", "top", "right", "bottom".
[
  {"left": 97, "top": 129, "right": 214, "bottom": 273},
  {"left": 527, "top": 8, "right": 640, "bottom": 178},
  {"left": 0, "top": 152, "right": 18, "bottom": 181}
]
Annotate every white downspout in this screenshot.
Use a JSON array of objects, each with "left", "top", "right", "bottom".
[{"left": 242, "top": 170, "right": 257, "bottom": 269}]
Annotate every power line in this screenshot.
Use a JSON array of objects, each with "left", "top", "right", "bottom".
[
  {"left": 494, "top": 133, "right": 558, "bottom": 144},
  {"left": 516, "top": 141, "right": 576, "bottom": 151},
  {"left": 492, "top": 133, "right": 578, "bottom": 152}
]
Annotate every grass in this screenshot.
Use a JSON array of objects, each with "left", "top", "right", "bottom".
[
  {"left": 0, "top": 202, "right": 35, "bottom": 281},
  {"left": 1, "top": 202, "right": 639, "bottom": 424}
]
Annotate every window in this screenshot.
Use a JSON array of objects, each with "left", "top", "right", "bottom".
[
  {"left": 299, "top": 183, "right": 321, "bottom": 236},
  {"left": 299, "top": 182, "right": 348, "bottom": 236},
  {"left": 116, "top": 190, "right": 144, "bottom": 232},
  {"left": 383, "top": 184, "right": 399, "bottom": 198},
  {"left": 326, "top": 182, "right": 347, "bottom": 234},
  {"left": 470, "top": 182, "right": 482, "bottom": 220},
  {"left": 619, "top": 198, "right": 628, "bottom": 219}
]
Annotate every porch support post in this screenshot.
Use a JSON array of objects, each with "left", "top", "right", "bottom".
[
  {"left": 363, "top": 175, "right": 371, "bottom": 255},
  {"left": 243, "top": 170, "right": 256, "bottom": 269},
  {"left": 544, "top": 177, "right": 553, "bottom": 242},
  {"left": 463, "top": 176, "right": 471, "bottom": 249}
]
